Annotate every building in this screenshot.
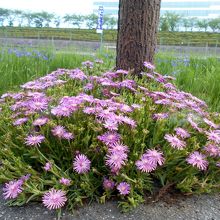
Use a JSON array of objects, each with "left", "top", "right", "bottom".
[{"left": 93, "top": 0, "right": 220, "bottom": 19}]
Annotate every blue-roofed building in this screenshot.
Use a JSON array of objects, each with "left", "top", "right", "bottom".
[{"left": 93, "top": 0, "right": 220, "bottom": 19}]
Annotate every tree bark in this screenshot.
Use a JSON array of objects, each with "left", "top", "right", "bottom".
[{"left": 116, "top": 0, "right": 161, "bottom": 74}]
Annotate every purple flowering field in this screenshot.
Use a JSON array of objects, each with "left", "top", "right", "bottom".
[{"left": 0, "top": 58, "right": 220, "bottom": 215}]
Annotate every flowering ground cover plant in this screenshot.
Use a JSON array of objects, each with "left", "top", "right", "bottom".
[{"left": 0, "top": 59, "right": 220, "bottom": 216}]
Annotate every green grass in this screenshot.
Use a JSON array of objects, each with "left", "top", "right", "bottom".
[
  {"left": 0, "top": 43, "right": 220, "bottom": 112},
  {"left": 155, "top": 53, "right": 220, "bottom": 112},
  {"left": 0, "top": 45, "right": 115, "bottom": 95},
  {"left": 0, "top": 49, "right": 91, "bottom": 94},
  {"left": 1, "top": 27, "right": 220, "bottom": 46}
]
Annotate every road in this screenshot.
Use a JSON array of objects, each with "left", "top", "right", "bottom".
[
  {"left": 0, "top": 37, "right": 219, "bottom": 56},
  {"left": 0, "top": 186, "right": 220, "bottom": 220}
]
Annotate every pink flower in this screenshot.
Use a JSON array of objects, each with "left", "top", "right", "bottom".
[
  {"left": 103, "top": 178, "right": 115, "bottom": 190},
  {"left": 187, "top": 115, "right": 203, "bottom": 133},
  {"left": 82, "top": 60, "right": 94, "bottom": 69},
  {"left": 51, "top": 126, "right": 74, "bottom": 140},
  {"left": 119, "top": 79, "right": 136, "bottom": 91},
  {"left": 117, "top": 182, "right": 130, "bottom": 195},
  {"left": 118, "top": 116, "right": 136, "bottom": 128},
  {"left": 164, "top": 134, "right": 186, "bottom": 150},
  {"left": 186, "top": 151, "right": 208, "bottom": 171},
  {"left": 13, "top": 117, "right": 28, "bottom": 126},
  {"left": 20, "top": 174, "right": 31, "bottom": 182},
  {"left": 152, "top": 113, "right": 169, "bottom": 120},
  {"left": 155, "top": 99, "right": 172, "bottom": 105},
  {"left": 205, "top": 130, "right": 220, "bottom": 144},
  {"left": 203, "top": 118, "right": 219, "bottom": 129},
  {"left": 156, "top": 77, "right": 166, "bottom": 84},
  {"left": 119, "top": 104, "right": 133, "bottom": 113},
  {"left": 97, "top": 132, "right": 121, "bottom": 146},
  {"left": 115, "top": 69, "right": 128, "bottom": 75},
  {"left": 83, "top": 107, "right": 96, "bottom": 115},
  {"left": 143, "top": 61, "right": 155, "bottom": 70},
  {"left": 3, "top": 180, "right": 23, "bottom": 199},
  {"left": 51, "top": 105, "right": 72, "bottom": 117},
  {"left": 33, "top": 117, "right": 49, "bottom": 126},
  {"left": 163, "top": 83, "right": 176, "bottom": 90},
  {"left": 42, "top": 189, "right": 67, "bottom": 210},
  {"left": 51, "top": 126, "right": 66, "bottom": 138},
  {"left": 105, "top": 152, "right": 127, "bottom": 170},
  {"left": 73, "top": 154, "right": 91, "bottom": 174},
  {"left": 59, "top": 177, "right": 71, "bottom": 186},
  {"left": 28, "top": 98, "right": 48, "bottom": 112},
  {"left": 144, "top": 149, "right": 165, "bottom": 166},
  {"left": 108, "top": 143, "right": 129, "bottom": 154},
  {"left": 103, "top": 119, "right": 118, "bottom": 131},
  {"left": 144, "top": 73, "right": 155, "bottom": 79},
  {"left": 68, "top": 68, "right": 87, "bottom": 80},
  {"left": 174, "top": 127, "right": 190, "bottom": 139},
  {"left": 44, "top": 162, "right": 52, "bottom": 171},
  {"left": 25, "top": 134, "right": 45, "bottom": 146},
  {"left": 204, "top": 144, "right": 220, "bottom": 157},
  {"left": 63, "top": 132, "right": 74, "bottom": 140},
  {"left": 83, "top": 83, "right": 93, "bottom": 91},
  {"left": 131, "top": 104, "right": 141, "bottom": 109},
  {"left": 136, "top": 157, "right": 157, "bottom": 173},
  {"left": 97, "top": 109, "right": 115, "bottom": 120},
  {"left": 102, "top": 71, "right": 118, "bottom": 79}
]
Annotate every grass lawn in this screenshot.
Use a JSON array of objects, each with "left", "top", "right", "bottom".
[{"left": 0, "top": 43, "right": 219, "bottom": 112}]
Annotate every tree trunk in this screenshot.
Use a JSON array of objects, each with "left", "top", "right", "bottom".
[{"left": 116, "top": 0, "right": 161, "bottom": 74}]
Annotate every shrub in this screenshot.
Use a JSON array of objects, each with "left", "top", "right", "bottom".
[{"left": 0, "top": 60, "right": 220, "bottom": 215}]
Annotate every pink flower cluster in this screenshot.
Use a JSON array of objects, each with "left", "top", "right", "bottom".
[
  {"left": 164, "top": 134, "right": 186, "bottom": 150},
  {"left": 52, "top": 125, "right": 74, "bottom": 140},
  {"left": 136, "top": 149, "right": 165, "bottom": 173},
  {"left": 1, "top": 59, "right": 220, "bottom": 211},
  {"left": 186, "top": 151, "right": 208, "bottom": 170},
  {"left": 42, "top": 188, "right": 67, "bottom": 210},
  {"left": 3, "top": 174, "right": 30, "bottom": 199},
  {"left": 73, "top": 154, "right": 91, "bottom": 174}
]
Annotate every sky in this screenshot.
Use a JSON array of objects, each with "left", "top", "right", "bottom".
[{"left": 0, "top": 0, "right": 95, "bottom": 15}]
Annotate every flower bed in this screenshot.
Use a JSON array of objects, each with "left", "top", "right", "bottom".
[{"left": 0, "top": 60, "right": 219, "bottom": 215}]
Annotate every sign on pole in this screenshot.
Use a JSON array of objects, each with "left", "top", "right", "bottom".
[{"left": 96, "top": 6, "right": 104, "bottom": 34}]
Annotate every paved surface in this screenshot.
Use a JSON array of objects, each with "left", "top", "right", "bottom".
[{"left": 0, "top": 184, "right": 220, "bottom": 220}]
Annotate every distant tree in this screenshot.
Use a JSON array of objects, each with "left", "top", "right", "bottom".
[
  {"left": 14, "top": 10, "right": 25, "bottom": 27},
  {"left": 40, "top": 11, "right": 54, "bottom": 27},
  {"left": 54, "top": 16, "right": 61, "bottom": 28},
  {"left": 188, "top": 17, "right": 198, "bottom": 32},
  {"left": 181, "top": 18, "right": 191, "bottom": 31},
  {"left": 32, "top": 12, "right": 44, "bottom": 27},
  {"left": 0, "top": 8, "right": 9, "bottom": 26},
  {"left": 159, "top": 16, "right": 169, "bottom": 31},
  {"left": 196, "top": 19, "right": 209, "bottom": 32},
  {"left": 23, "top": 12, "right": 35, "bottom": 27},
  {"left": 163, "top": 11, "right": 181, "bottom": 31},
  {"left": 108, "top": 16, "right": 118, "bottom": 29},
  {"left": 85, "top": 13, "right": 98, "bottom": 29},
  {"left": 5, "top": 10, "right": 16, "bottom": 26},
  {"left": 208, "top": 18, "right": 220, "bottom": 32},
  {"left": 63, "top": 14, "right": 84, "bottom": 28},
  {"left": 31, "top": 12, "right": 54, "bottom": 28},
  {"left": 63, "top": 14, "right": 72, "bottom": 27},
  {"left": 103, "top": 15, "right": 117, "bottom": 29}
]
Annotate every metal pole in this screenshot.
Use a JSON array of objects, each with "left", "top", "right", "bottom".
[{"left": 100, "top": 32, "right": 103, "bottom": 53}]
